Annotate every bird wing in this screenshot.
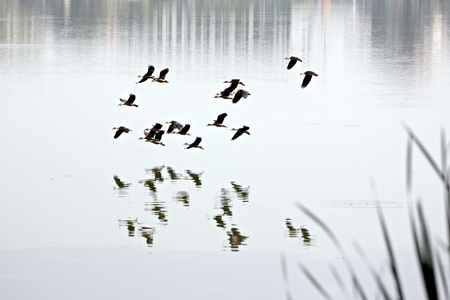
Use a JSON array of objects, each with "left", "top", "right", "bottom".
[
  {"left": 147, "top": 130, "right": 156, "bottom": 139},
  {"left": 301, "top": 75, "right": 313, "bottom": 88},
  {"left": 287, "top": 58, "right": 297, "bottom": 70},
  {"left": 240, "top": 90, "right": 250, "bottom": 98},
  {"left": 114, "top": 128, "right": 123, "bottom": 139},
  {"left": 153, "top": 123, "right": 163, "bottom": 130},
  {"left": 242, "top": 126, "right": 250, "bottom": 131},
  {"left": 167, "top": 123, "right": 176, "bottom": 133},
  {"left": 191, "top": 137, "right": 202, "bottom": 146},
  {"left": 146, "top": 65, "right": 155, "bottom": 76},
  {"left": 232, "top": 93, "right": 243, "bottom": 103},
  {"left": 232, "top": 79, "right": 245, "bottom": 86},
  {"left": 232, "top": 131, "right": 243, "bottom": 140},
  {"left": 127, "top": 94, "right": 136, "bottom": 103},
  {"left": 137, "top": 77, "right": 148, "bottom": 83},
  {"left": 180, "top": 124, "right": 190, "bottom": 134},
  {"left": 122, "top": 127, "right": 131, "bottom": 133},
  {"left": 222, "top": 87, "right": 234, "bottom": 96},
  {"left": 216, "top": 113, "right": 227, "bottom": 124},
  {"left": 155, "top": 131, "right": 164, "bottom": 141},
  {"left": 159, "top": 68, "right": 169, "bottom": 79},
  {"left": 227, "top": 82, "right": 238, "bottom": 92}
]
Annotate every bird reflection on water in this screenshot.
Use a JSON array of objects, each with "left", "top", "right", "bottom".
[
  {"left": 114, "top": 166, "right": 255, "bottom": 251},
  {"left": 145, "top": 201, "right": 168, "bottom": 224},
  {"left": 113, "top": 175, "right": 131, "bottom": 189},
  {"left": 185, "top": 170, "right": 203, "bottom": 188},
  {"left": 167, "top": 166, "right": 182, "bottom": 181},
  {"left": 175, "top": 191, "right": 190, "bottom": 207},
  {"left": 118, "top": 218, "right": 155, "bottom": 246},
  {"left": 118, "top": 218, "right": 138, "bottom": 237},
  {"left": 227, "top": 228, "right": 249, "bottom": 252},
  {"left": 212, "top": 184, "right": 251, "bottom": 251},
  {"left": 230, "top": 181, "right": 250, "bottom": 202},
  {"left": 285, "top": 218, "right": 313, "bottom": 246}
]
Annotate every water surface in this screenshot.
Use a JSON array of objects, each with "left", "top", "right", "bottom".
[{"left": 1, "top": 0, "right": 449, "bottom": 299}]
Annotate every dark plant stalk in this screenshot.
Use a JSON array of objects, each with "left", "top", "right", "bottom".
[
  {"left": 354, "top": 242, "right": 393, "bottom": 300},
  {"left": 296, "top": 202, "right": 368, "bottom": 300},
  {"left": 434, "top": 249, "right": 449, "bottom": 299},
  {"left": 298, "top": 262, "right": 332, "bottom": 300},
  {"left": 371, "top": 180, "right": 405, "bottom": 300},
  {"left": 280, "top": 253, "right": 293, "bottom": 300},
  {"left": 405, "top": 125, "right": 450, "bottom": 282},
  {"left": 410, "top": 202, "right": 439, "bottom": 300},
  {"left": 329, "top": 264, "right": 350, "bottom": 298}
]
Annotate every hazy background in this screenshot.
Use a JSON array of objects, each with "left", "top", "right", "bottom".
[{"left": 1, "top": 0, "right": 449, "bottom": 299}]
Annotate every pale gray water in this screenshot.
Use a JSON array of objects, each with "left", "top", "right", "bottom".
[{"left": 1, "top": 0, "right": 449, "bottom": 299}]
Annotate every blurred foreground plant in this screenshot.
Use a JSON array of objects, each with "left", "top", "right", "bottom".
[{"left": 288, "top": 126, "right": 450, "bottom": 300}]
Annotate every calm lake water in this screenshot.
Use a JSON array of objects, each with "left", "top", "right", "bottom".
[{"left": 1, "top": 0, "right": 449, "bottom": 299}]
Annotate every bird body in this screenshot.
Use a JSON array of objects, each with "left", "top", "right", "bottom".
[
  {"left": 207, "top": 113, "right": 228, "bottom": 127},
  {"left": 232, "top": 89, "right": 250, "bottom": 104},
  {"left": 152, "top": 68, "right": 169, "bottom": 83},
  {"left": 119, "top": 94, "right": 138, "bottom": 107},
  {"left": 113, "top": 126, "right": 131, "bottom": 139},
  {"left": 185, "top": 137, "right": 204, "bottom": 150},
  {"left": 300, "top": 71, "right": 318, "bottom": 88},
  {"left": 231, "top": 126, "right": 250, "bottom": 140},
  {"left": 286, "top": 56, "right": 302, "bottom": 69},
  {"left": 136, "top": 65, "right": 155, "bottom": 83}
]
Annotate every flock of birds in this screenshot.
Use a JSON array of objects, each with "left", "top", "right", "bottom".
[{"left": 113, "top": 57, "right": 317, "bottom": 149}]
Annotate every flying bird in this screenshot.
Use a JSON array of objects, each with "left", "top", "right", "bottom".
[
  {"left": 232, "top": 89, "right": 251, "bottom": 104},
  {"left": 172, "top": 124, "right": 191, "bottom": 135},
  {"left": 119, "top": 94, "right": 138, "bottom": 107},
  {"left": 224, "top": 79, "right": 245, "bottom": 87},
  {"left": 207, "top": 113, "right": 228, "bottom": 128},
  {"left": 150, "top": 131, "right": 165, "bottom": 146},
  {"left": 136, "top": 65, "right": 155, "bottom": 83},
  {"left": 286, "top": 56, "right": 302, "bottom": 70},
  {"left": 215, "top": 79, "right": 244, "bottom": 99},
  {"left": 231, "top": 126, "right": 250, "bottom": 140},
  {"left": 300, "top": 71, "right": 318, "bottom": 88},
  {"left": 185, "top": 137, "right": 204, "bottom": 150},
  {"left": 214, "top": 88, "right": 234, "bottom": 99},
  {"left": 152, "top": 68, "right": 169, "bottom": 83},
  {"left": 139, "top": 128, "right": 156, "bottom": 141},
  {"left": 166, "top": 121, "right": 183, "bottom": 133},
  {"left": 113, "top": 126, "right": 131, "bottom": 139}
]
